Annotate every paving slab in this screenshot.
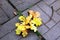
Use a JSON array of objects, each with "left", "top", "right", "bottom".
[
  {"left": 51, "top": 0, "right": 60, "bottom": 11},
  {"left": 43, "top": 0, "right": 56, "bottom": 5},
  {"left": 0, "top": 16, "right": 18, "bottom": 38},
  {"left": 0, "top": 30, "right": 39, "bottom": 40},
  {"left": 0, "top": 8, "right": 9, "bottom": 25},
  {"left": 43, "top": 22, "right": 60, "bottom": 40},
  {"left": 22, "top": 10, "right": 28, "bottom": 16},
  {"left": 38, "top": 25, "right": 49, "bottom": 35},
  {"left": 52, "top": 12, "right": 60, "bottom": 23},
  {"left": 57, "top": 37, "right": 60, "bottom": 40},
  {"left": 37, "top": 1, "right": 52, "bottom": 17},
  {"left": 0, "top": 0, "right": 2, "bottom": 7},
  {"left": 57, "top": 9, "right": 60, "bottom": 15},
  {"left": 0, "top": 31, "right": 21, "bottom": 40},
  {"left": 10, "top": 0, "right": 40, "bottom": 11},
  {"left": 46, "top": 20, "right": 56, "bottom": 28},
  {"left": 1, "top": 0, "right": 15, "bottom": 19}
]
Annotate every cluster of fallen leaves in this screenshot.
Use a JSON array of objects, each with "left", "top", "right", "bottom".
[{"left": 15, "top": 10, "right": 42, "bottom": 37}]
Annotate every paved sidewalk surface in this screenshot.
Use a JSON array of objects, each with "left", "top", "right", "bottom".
[{"left": 0, "top": 0, "right": 60, "bottom": 40}]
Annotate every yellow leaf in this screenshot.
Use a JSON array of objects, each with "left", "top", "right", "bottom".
[
  {"left": 15, "top": 23, "right": 20, "bottom": 27},
  {"left": 15, "top": 29, "right": 21, "bottom": 35},
  {"left": 19, "top": 16, "right": 25, "bottom": 21}
]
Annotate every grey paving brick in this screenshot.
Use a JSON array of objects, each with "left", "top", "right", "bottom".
[
  {"left": 0, "top": 28, "right": 38, "bottom": 40},
  {"left": 1, "top": 0, "right": 15, "bottom": 18},
  {"left": 57, "top": 37, "right": 60, "bottom": 40},
  {"left": 51, "top": 0, "right": 60, "bottom": 11},
  {"left": 0, "top": 0, "right": 2, "bottom": 7},
  {"left": 52, "top": 12, "right": 60, "bottom": 23},
  {"left": 46, "top": 20, "right": 55, "bottom": 28},
  {"left": 43, "top": 22, "right": 60, "bottom": 40},
  {"left": 38, "top": 25, "right": 49, "bottom": 35},
  {"left": 9, "top": 0, "right": 24, "bottom": 6},
  {"left": 30, "top": 5, "right": 49, "bottom": 23},
  {"left": 57, "top": 9, "right": 60, "bottom": 15},
  {"left": 22, "top": 10, "right": 28, "bottom": 16},
  {"left": 0, "top": 25, "right": 2, "bottom": 27},
  {"left": 43, "top": 0, "right": 56, "bottom": 5},
  {"left": 11, "top": 0, "right": 40, "bottom": 11},
  {"left": 0, "top": 31, "right": 21, "bottom": 40},
  {"left": 0, "top": 8, "right": 9, "bottom": 24},
  {"left": 0, "top": 16, "right": 19, "bottom": 38},
  {"left": 37, "top": 1, "right": 52, "bottom": 17}
]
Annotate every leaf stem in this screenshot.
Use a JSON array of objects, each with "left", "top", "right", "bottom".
[{"left": 35, "top": 31, "right": 46, "bottom": 40}]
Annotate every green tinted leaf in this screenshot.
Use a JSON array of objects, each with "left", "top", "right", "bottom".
[
  {"left": 17, "top": 10, "right": 23, "bottom": 16},
  {"left": 35, "top": 31, "right": 41, "bottom": 36}
]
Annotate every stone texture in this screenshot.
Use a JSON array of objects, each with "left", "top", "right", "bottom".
[
  {"left": 30, "top": 5, "right": 49, "bottom": 23},
  {"left": 57, "top": 9, "right": 60, "bottom": 15},
  {"left": 37, "top": 1, "right": 52, "bottom": 17},
  {"left": 0, "top": 8, "right": 9, "bottom": 24},
  {"left": 1, "top": 0, "right": 15, "bottom": 19},
  {"left": 0, "top": 16, "right": 18, "bottom": 38},
  {"left": 43, "top": 22, "right": 60, "bottom": 40},
  {"left": 52, "top": 12, "right": 60, "bottom": 23},
  {"left": 51, "top": 0, "right": 60, "bottom": 11},
  {"left": 46, "top": 20, "right": 55, "bottom": 28},
  {"left": 11, "top": 0, "right": 40, "bottom": 11},
  {"left": 0, "top": 0, "right": 2, "bottom": 7},
  {"left": 38, "top": 25, "right": 49, "bottom": 35},
  {"left": 22, "top": 10, "right": 28, "bottom": 16},
  {"left": 43, "top": 0, "right": 56, "bottom": 5},
  {"left": 57, "top": 37, "right": 60, "bottom": 40},
  {"left": 9, "top": 0, "right": 25, "bottom": 6},
  {"left": 0, "top": 31, "right": 21, "bottom": 40}
]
